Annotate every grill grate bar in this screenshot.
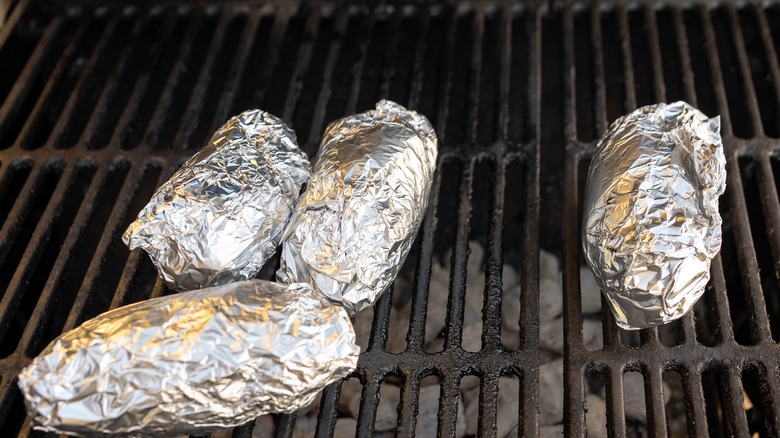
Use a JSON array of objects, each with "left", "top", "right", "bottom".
[
  {"left": 724, "top": 149, "right": 774, "bottom": 344},
  {"left": 0, "top": 161, "right": 71, "bottom": 354},
  {"left": 481, "top": 158, "right": 504, "bottom": 351},
  {"left": 699, "top": 6, "right": 734, "bottom": 136},
  {"left": 726, "top": 366, "right": 752, "bottom": 435},
  {"left": 59, "top": 162, "right": 144, "bottom": 331},
  {"left": 465, "top": 8, "right": 484, "bottom": 145},
  {"left": 0, "top": 18, "right": 66, "bottom": 147},
  {"left": 605, "top": 369, "right": 627, "bottom": 438},
  {"left": 684, "top": 366, "right": 710, "bottom": 437},
  {"left": 397, "top": 374, "right": 421, "bottom": 438},
  {"left": 0, "top": 163, "right": 46, "bottom": 269},
  {"left": 754, "top": 5, "right": 780, "bottom": 122},
  {"left": 645, "top": 6, "right": 667, "bottom": 104},
  {"left": 109, "top": 162, "right": 173, "bottom": 310},
  {"left": 616, "top": 6, "right": 637, "bottom": 112},
  {"left": 45, "top": 16, "right": 119, "bottom": 150},
  {"left": 280, "top": 7, "right": 321, "bottom": 126},
  {"left": 170, "top": 10, "right": 234, "bottom": 152},
  {"left": 755, "top": 155, "right": 780, "bottom": 318},
  {"left": 82, "top": 15, "right": 155, "bottom": 151},
  {"left": 673, "top": 7, "right": 699, "bottom": 107},
  {"left": 477, "top": 372, "right": 499, "bottom": 437},
  {"left": 13, "top": 18, "right": 92, "bottom": 150},
  {"left": 108, "top": 11, "right": 181, "bottom": 151},
  {"left": 443, "top": 159, "right": 474, "bottom": 351},
  {"left": 141, "top": 11, "right": 205, "bottom": 151},
  {"left": 645, "top": 366, "right": 668, "bottom": 437},
  {"left": 209, "top": 9, "right": 264, "bottom": 136},
  {"left": 405, "top": 157, "right": 442, "bottom": 352},
  {"left": 0, "top": 1, "right": 27, "bottom": 51},
  {"left": 355, "top": 374, "right": 381, "bottom": 437},
  {"left": 726, "top": 4, "right": 766, "bottom": 138},
  {"left": 13, "top": 163, "right": 109, "bottom": 356}
]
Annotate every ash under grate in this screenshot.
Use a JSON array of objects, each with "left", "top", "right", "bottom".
[{"left": 0, "top": 0, "right": 780, "bottom": 437}]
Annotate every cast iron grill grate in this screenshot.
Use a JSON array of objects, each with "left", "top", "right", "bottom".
[{"left": 0, "top": 0, "right": 779, "bottom": 436}]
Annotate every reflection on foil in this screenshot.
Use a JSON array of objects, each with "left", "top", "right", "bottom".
[
  {"left": 582, "top": 101, "right": 726, "bottom": 329},
  {"left": 123, "top": 110, "right": 310, "bottom": 291},
  {"left": 18, "top": 280, "right": 359, "bottom": 436},
  {"left": 278, "top": 100, "right": 438, "bottom": 314}
]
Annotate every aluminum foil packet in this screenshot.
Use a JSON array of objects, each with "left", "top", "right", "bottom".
[
  {"left": 582, "top": 101, "right": 726, "bottom": 329},
  {"left": 18, "top": 280, "right": 359, "bottom": 436},
  {"left": 123, "top": 110, "right": 311, "bottom": 291},
  {"left": 277, "top": 100, "right": 438, "bottom": 314}
]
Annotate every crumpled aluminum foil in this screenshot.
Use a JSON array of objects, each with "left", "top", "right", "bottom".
[
  {"left": 123, "top": 110, "right": 310, "bottom": 291},
  {"left": 18, "top": 280, "right": 359, "bottom": 436},
  {"left": 582, "top": 101, "right": 726, "bottom": 329},
  {"left": 277, "top": 100, "right": 438, "bottom": 314}
]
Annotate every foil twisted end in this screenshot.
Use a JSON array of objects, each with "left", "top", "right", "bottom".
[
  {"left": 18, "top": 280, "right": 359, "bottom": 436},
  {"left": 277, "top": 100, "right": 438, "bottom": 314},
  {"left": 123, "top": 110, "right": 311, "bottom": 291},
  {"left": 582, "top": 101, "right": 726, "bottom": 329}
]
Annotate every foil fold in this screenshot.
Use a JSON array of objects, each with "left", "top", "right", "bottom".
[
  {"left": 18, "top": 280, "right": 359, "bottom": 436},
  {"left": 123, "top": 110, "right": 311, "bottom": 291},
  {"left": 277, "top": 100, "right": 438, "bottom": 314},
  {"left": 582, "top": 101, "right": 726, "bottom": 329}
]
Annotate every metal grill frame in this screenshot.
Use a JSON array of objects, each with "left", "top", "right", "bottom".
[{"left": 0, "top": 0, "right": 780, "bottom": 437}]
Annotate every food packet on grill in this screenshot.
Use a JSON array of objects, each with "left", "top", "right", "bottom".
[
  {"left": 582, "top": 101, "right": 726, "bottom": 329},
  {"left": 123, "top": 110, "right": 310, "bottom": 291},
  {"left": 277, "top": 100, "right": 438, "bottom": 314},
  {"left": 18, "top": 280, "right": 359, "bottom": 436}
]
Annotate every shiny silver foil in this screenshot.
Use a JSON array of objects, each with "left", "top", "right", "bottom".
[
  {"left": 123, "top": 110, "right": 310, "bottom": 291},
  {"left": 18, "top": 280, "right": 359, "bottom": 436},
  {"left": 582, "top": 101, "right": 726, "bottom": 330},
  {"left": 277, "top": 100, "right": 438, "bottom": 314}
]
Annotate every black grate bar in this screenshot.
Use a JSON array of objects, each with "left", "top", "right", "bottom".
[
  {"left": 302, "top": 11, "right": 350, "bottom": 152},
  {"left": 13, "top": 17, "right": 93, "bottom": 150},
  {"left": 109, "top": 161, "right": 172, "bottom": 310},
  {"left": 169, "top": 10, "right": 235, "bottom": 152},
  {"left": 0, "top": 161, "right": 72, "bottom": 353},
  {"left": 0, "top": 18, "right": 66, "bottom": 147},
  {"left": 108, "top": 10, "right": 181, "bottom": 151},
  {"left": 480, "top": 158, "right": 505, "bottom": 351},
  {"left": 141, "top": 10, "right": 206, "bottom": 151},
  {"left": 282, "top": 8, "right": 323, "bottom": 126},
  {"left": 45, "top": 15, "right": 120, "bottom": 150},
  {"left": 82, "top": 14, "right": 156, "bottom": 151},
  {"left": 605, "top": 369, "right": 627, "bottom": 438},
  {"left": 725, "top": 149, "right": 774, "bottom": 344},
  {"left": 314, "top": 382, "right": 342, "bottom": 438},
  {"left": 405, "top": 157, "right": 443, "bottom": 352},
  {"left": 589, "top": 7, "right": 609, "bottom": 149},
  {"left": 755, "top": 5, "right": 780, "bottom": 127},
  {"left": 0, "top": 163, "right": 46, "bottom": 269},
  {"left": 209, "top": 9, "right": 265, "bottom": 136},
  {"left": 616, "top": 6, "right": 637, "bottom": 112},
  {"left": 12, "top": 163, "right": 110, "bottom": 357},
  {"left": 645, "top": 366, "right": 668, "bottom": 436},
  {"left": 725, "top": 4, "right": 766, "bottom": 138},
  {"left": 644, "top": 6, "right": 667, "bottom": 104},
  {"left": 673, "top": 7, "right": 699, "bottom": 107},
  {"left": 464, "top": 8, "right": 484, "bottom": 145},
  {"left": 443, "top": 159, "right": 474, "bottom": 351},
  {"left": 59, "top": 162, "right": 146, "bottom": 330},
  {"left": 699, "top": 6, "right": 734, "bottom": 135},
  {"left": 0, "top": 1, "right": 27, "bottom": 52}
]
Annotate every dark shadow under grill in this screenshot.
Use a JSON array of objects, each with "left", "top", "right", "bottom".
[{"left": 1, "top": 0, "right": 780, "bottom": 436}]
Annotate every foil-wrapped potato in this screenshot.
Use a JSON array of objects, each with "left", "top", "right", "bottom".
[
  {"left": 18, "top": 280, "right": 359, "bottom": 435},
  {"left": 123, "top": 110, "right": 310, "bottom": 291},
  {"left": 278, "top": 100, "right": 438, "bottom": 314},
  {"left": 582, "top": 101, "right": 726, "bottom": 329}
]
